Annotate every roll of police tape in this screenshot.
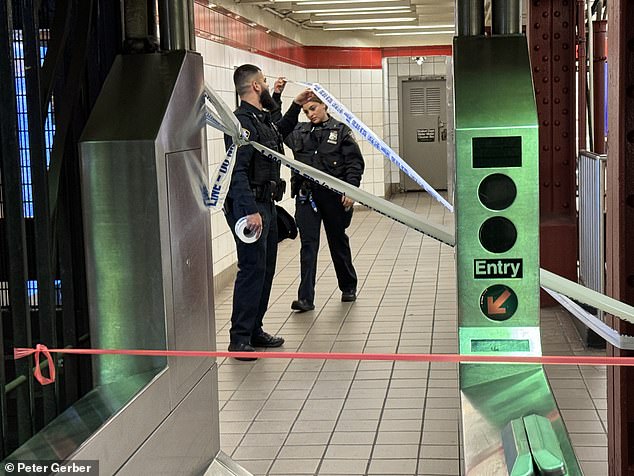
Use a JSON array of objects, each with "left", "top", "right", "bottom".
[{"left": 234, "top": 216, "right": 261, "bottom": 244}]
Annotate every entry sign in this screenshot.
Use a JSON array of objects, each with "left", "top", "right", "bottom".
[
  {"left": 474, "top": 258, "right": 523, "bottom": 279},
  {"left": 480, "top": 284, "right": 518, "bottom": 321}
]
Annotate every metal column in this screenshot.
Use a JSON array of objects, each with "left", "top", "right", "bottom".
[
  {"left": 606, "top": 1, "right": 634, "bottom": 474},
  {"left": 528, "top": 0, "right": 578, "bottom": 304}
]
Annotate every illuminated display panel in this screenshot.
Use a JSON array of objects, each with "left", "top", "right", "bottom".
[{"left": 471, "top": 339, "right": 530, "bottom": 353}]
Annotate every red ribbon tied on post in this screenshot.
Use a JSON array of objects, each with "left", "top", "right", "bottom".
[
  {"left": 14, "top": 344, "right": 56, "bottom": 385},
  {"left": 14, "top": 344, "right": 634, "bottom": 386}
]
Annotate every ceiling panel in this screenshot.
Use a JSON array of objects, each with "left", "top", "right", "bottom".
[{"left": 231, "top": 0, "right": 456, "bottom": 38}]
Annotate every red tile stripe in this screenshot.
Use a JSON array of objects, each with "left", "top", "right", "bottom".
[{"left": 193, "top": 1, "right": 452, "bottom": 69}]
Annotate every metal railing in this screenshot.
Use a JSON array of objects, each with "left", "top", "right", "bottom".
[{"left": 578, "top": 150, "right": 607, "bottom": 320}]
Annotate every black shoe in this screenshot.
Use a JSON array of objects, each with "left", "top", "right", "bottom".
[
  {"left": 251, "top": 332, "right": 285, "bottom": 348},
  {"left": 227, "top": 342, "right": 258, "bottom": 361},
  {"left": 291, "top": 299, "right": 315, "bottom": 312},
  {"left": 341, "top": 290, "right": 356, "bottom": 302}
]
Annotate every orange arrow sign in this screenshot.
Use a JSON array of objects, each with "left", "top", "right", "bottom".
[{"left": 487, "top": 289, "right": 511, "bottom": 315}]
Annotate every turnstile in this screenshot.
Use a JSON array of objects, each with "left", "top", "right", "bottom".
[{"left": 454, "top": 34, "right": 582, "bottom": 475}]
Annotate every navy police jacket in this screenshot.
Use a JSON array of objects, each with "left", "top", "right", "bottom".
[
  {"left": 223, "top": 93, "right": 301, "bottom": 217},
  {"left": 284, "top": 116, "right": 364, "bottom": 187}
]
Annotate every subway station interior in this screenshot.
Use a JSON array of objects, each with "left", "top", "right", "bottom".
[{"left": 1, "top": 0, "right": 633, "bottom": 474}]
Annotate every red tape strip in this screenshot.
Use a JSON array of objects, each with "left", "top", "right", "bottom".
[{"left": 13, "top": 345, "right": 634, "bottom": 386}]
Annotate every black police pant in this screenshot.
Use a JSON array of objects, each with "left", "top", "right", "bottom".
[
  {"left": 225, "top": 201, "right": 278, "bottom": 346},
  {"left": 295, "top": 188, "right": 357, "bottom": 304}
]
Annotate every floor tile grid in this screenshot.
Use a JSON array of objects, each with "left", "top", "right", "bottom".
[
  {"left": 213, "top": 192, "right": 607, "bottom": 475},
  {"left": 215, "top": 200, "right": 410, "bottom": 470},
  {"left": 216, "top": 192, "right": 450, "bottom": 471},
  {"left": 248, "top": 212, "right": 400, "bottom": 476}
]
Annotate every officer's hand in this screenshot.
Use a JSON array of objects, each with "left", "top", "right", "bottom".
[
  {"left": 274, "top": 77, "right": 287, "bottom": 94},
  {"left": 294, "top": 88, "right": 315, "bottom": 106},
  {"left": 245, "top": 212, "right": 263, "bottom": 235},
  {"left": 342, "top": 196, "right": 354, "bottom": 210}
]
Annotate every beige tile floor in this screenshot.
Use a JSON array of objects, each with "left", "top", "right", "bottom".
[{"left": 214, "top": 192, "right": 607, "bottom": 476}]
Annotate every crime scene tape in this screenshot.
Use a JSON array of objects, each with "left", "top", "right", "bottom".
[
  {"left": 15, "top": 344, "right": 634, "bottom": 387},
  {"left": 202, "top": 85, "right": 455, "bottom": 246},
  {"left": 234, "top": 216, "right": 261, "bottom": 243},
  {"left": 200, "top": 83, "right": 634, "bottom": 331},
  {"left": 543, "top": 287, "right": 634, "bottom": 350},
  {"left": 15, "top": 85, "right": 634, "bottom": 387}
]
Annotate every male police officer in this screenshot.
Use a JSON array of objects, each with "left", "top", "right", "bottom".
[
  {"left": 224, "top": 64, "right": 313, "bottom": 360},
  {"left": 285, "top": 97, "right": 365, "bottom": 312}
]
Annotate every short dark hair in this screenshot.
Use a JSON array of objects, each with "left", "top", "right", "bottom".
[{"left": 234, "top": 64, "right": 261, "bottom": 97}]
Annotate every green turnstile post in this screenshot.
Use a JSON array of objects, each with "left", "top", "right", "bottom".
[{"left": 454, "top": 35, "right": 582, "bottom": 475}]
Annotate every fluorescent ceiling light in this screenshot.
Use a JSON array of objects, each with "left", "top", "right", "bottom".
[
  {"left": 294, "top": 0, "right": 408, "bottom": 4},
  {"left": 373, "top": 24, "right": 454, "bottom": 30},
  {"left": 313, "top": 8, "right": 412, "bottom": 16},
  {"left": 374, "top": 30, "right": 454, "bottom": 36},
  {"left": 310, "top": 12, "right": 415, "bottom": 22},
  {"left": 292, "top": 0, "right": 410, "bottom": 14},
  {"left": 311, "top": 16, "right": 417, "bottom": 24},
  {"left": 324, "top": 23, "right": 454, "bottom": 31},
  {"left": 295, "top": 6, "right": 410, "bottom": 13}
]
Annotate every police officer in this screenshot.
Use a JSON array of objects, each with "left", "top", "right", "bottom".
[
  {"left": 224, "top": 64, "right": 313, "bottom": 360},
  {"left": 285, "top": 97, "right": 365, "bottom": 312}
]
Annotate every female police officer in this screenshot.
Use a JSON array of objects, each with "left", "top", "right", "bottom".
[{"left": 285, "top": 97, "right": 365, "bottom": 312}]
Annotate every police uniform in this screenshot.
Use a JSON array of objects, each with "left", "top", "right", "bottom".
[
  {"left": 285, "top": 117, "right": 365, "bottom": 305},
  {"left": 223, "top": 94, "right": 301, "bottom": 347}
]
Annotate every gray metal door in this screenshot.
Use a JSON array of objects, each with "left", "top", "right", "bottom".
[{"left": 399, "top": 78, "right": 448, "bottom": 190}]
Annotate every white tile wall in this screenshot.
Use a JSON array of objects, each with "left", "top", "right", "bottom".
[{"left": 200, "top": 39, "right": 389, "bottom": 277}]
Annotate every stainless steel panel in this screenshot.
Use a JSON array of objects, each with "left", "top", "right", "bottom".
[
  {"left": 166, "top": 150, "right": 215, "bottom": 404},
  {"left": 63, "top": 372, "right": 172, "bottom": 475},
  {"left": 12, "top": 49, "right": 221, "bottom": 476},
  {"left": 204, "top": 451, "right": 253, "bottom": 476},
  {"left": 460, "top": 364, "right": 582, "bottom": 475},
  {"left": 67, "top": 50, "right": 218, "bottom": 471},
  {"left": 80, "top": 139, "right": 168, "bottom": 384},
  {"left": 80, "top": 52, "right": 202, "bottom": 152},
  {"left": 6, "top": 370, "right": 169, "bottom": 467},
  {"left": 116, "top": 368, "right": 219, "bottom": 476}
]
